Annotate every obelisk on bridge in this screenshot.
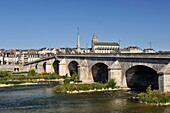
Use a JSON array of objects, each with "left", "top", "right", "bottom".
[{"left": 77, "top": 27, "right": 81, "bottom": 53}]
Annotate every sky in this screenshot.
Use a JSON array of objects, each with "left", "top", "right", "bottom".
[{"left": 0, "top": 0, "right": 170, "bottom": 51}]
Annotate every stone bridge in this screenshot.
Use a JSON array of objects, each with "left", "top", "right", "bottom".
[{"left": 24, "top": 53, "right": 170, "bottom": 92}]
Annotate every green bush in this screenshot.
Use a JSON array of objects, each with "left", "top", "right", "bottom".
[
  {"left": 92, "top": 83, "right": 106, "bottom": 89},
  {"left": 66, "top": 84, "right": 78, "bottom": 91},
  {"left": 54, "top": 85, "right": 67, "bottom": 92},
  {"left": 63, "top": 72, "right": 80, "bottom": 84},
  {"left": 49, "top": 73, "right": 61, "bottom": 79},
  {"left": 41, "top": 72, "right": 50, "bottom": 76},
  {"left": 71, "top": 72, "right": 79, "bottom": 83},
  {"left": 106, "top": 79, "right": 116, "bottom": 89},
  {"left": 28, "top": 69, "right": 37, "bottom": 76},
  {"left": 79, "top": 84, "right": 93, "bottom": 90},
  {"left": 64, "top": 77, "right": 71, "bottom": 84},
  {"left": 0, "top": 70, "right": 11, "bottom": 77},
  {"left": 32, "top": 74, "right": 42, "bottom": 79},
  {"left": 138, "top": 85, "right": 170, "bottom": 104}
]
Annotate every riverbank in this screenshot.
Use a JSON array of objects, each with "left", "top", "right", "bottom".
[
  {"left": 0, "top": 82, "right": 39, "bottom": 87},
  {"left": 0, "top": 79, "right": 64, "bottom": 88},
  {"left": 0, "top": 70, "right": 64, "bottom": 87},
  {"left": 53, "top": 79, "right": 129, "bottom": 94},
  {"left": 64, "top": 87, "right": 130, "bottom": 94}
]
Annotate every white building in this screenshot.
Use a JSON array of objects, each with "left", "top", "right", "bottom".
[
  {"left": 143, "top": 48, "right": 156, "bottom": 53},
  {"left": 38, "top": 48, "right": 57, "bottom": 55},
  {"left": 121, "top": 46, "right": 143, "bottom": 53}
]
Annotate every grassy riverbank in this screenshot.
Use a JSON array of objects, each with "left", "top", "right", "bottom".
[
  {"left": 54, "top": 79, "right": 117, "bottom": 93},
  {"left": 0, "top": 70, "right": 62, "bottom": 85},
  {"left": 138, "top": 86, "right": 170, "bottom": 105}
]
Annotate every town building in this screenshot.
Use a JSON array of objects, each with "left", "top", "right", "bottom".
[
  {"left": 121, "top": 46, "right": 143, "bottom": 53},
  {"left": 38, "top": 48, "right": 57, "bottom": 55},
  {"left": 143, "top": 48, "right": 156, "bottom": 53}
]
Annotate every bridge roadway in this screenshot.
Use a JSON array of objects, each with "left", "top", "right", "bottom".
[{"left": 24, "top": 53, "right": 170, "bottom": 92}]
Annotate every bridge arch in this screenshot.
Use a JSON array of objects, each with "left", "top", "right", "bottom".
[
  {"left": 126, "top": 65, "right": 159, "bottom": 90},
  {"left": 68, "top": 61, "right": 79, "bottom": 76},
  {"left": 43, "top": 62, "right": 47, "bottom": 73},
  {"left": 91, "top": 63, "right": 108, "bottom": 83},
  {"left": 35, "top": 64, "right": 38, "bottom": 71},
  {"left": 53, "top": 60, "right": 60, "bottom": 74}
]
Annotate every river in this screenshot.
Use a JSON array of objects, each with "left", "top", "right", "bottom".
[{"left": 0, "top": 85, "right": 170, "bottom": 113}]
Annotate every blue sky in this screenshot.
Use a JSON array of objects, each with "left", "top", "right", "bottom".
[{"left": 0, "top": 0, "right": 170, "bottom": 51}]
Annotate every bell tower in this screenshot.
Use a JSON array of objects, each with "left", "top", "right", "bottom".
[{"left": 91, "top": 33, "right": 98, "bottom": 52}]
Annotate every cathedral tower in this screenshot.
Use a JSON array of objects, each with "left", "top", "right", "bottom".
[{"left": 91, "top": 33, "right": 98, "bottom": 52}]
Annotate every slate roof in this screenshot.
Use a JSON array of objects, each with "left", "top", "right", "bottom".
[{"left": 94, "top": 42, "right": 119, "bottom": 46}]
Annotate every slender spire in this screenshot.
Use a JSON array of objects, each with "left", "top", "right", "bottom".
[{"left": 77, "top": 27, "right": 80, "bottom": 53}]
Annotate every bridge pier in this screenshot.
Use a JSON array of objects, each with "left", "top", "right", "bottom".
[
  {"left": 59, "top": 59, "right": 67, "bottom": 76},
  {"left": 79, "top": 60, "right": 93, "bottom": 83},
  {"left": 46, "top": 62, "right": 54, "bottom": 73},
  {"left": 159, "top": 63, "right": 170, "bottom": 92},
  {"left": 37, "top": 63, "right": 44, "bottom": 73},
  {"left": 108, "top": 61, "right": 125, "bottom": 87}
]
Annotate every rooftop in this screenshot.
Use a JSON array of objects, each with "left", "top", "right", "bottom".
[{"left": 94, "top": 42, "right": 119, "bottom": 46}]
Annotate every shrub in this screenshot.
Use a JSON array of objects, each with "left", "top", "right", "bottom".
[
  {"left": 32, "top": 74, "right": 42, "bottom": 79},
  {"left": 138, "top": 85, "right": 170, "bottom": 104},
  {"left": 92, "top": 83, "right": 106, "bottom": 89},
  {"left": 71, "top": 72, "right": 79, "bottom": 83},
  {"left": 65, "top": 84, "right": 78, "bottom": 91},
  {"left": 64, "top": 77, "right": 71, "bottom": 84},
  {"left": 49, "top": 73, "right": 61, "bottom": 79},
  {"left": 79, "top": 84, "right": 93, "bottom": 90},
  {"left": 54, "top": 85, "right": 67, "bottom": 92},
  {"left": 106, "top": 79, "right": 116, "bottom": 89},
  {"left": 28, "top": 69, "right": 37, "bottom": 76},
  {"left": 0, "top": 70, "right": 11, "bottom": 77},
  {"left": 63, "top": 72, "right": 79, "bottom": 84},
  {"left": 41, "top": 72, "right": 50, "bottom": 76}
]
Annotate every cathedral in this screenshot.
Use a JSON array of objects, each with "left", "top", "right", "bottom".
[
  {"left": 91, "top": 33, "right": 120, "bottom": 53},
  {"left": 76, "top": 31, "right": 120, "bottom": 54}
]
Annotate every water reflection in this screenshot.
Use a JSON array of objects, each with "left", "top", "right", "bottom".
[{"left": 0, "top": 85, "right": 170, "bottom": 113}]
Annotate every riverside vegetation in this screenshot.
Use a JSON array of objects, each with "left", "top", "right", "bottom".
[
  {"left": 0, "top": 70, "right": 62, "bottom": 85},
  {"left": 54, "top": 72, "right": 117, "bottom": 93},
  {"left": 138, "top": 85, "right": 170, "bottom": 105},
  {"left": 0, "top": 70, "right": 117, "bottom": 93}
]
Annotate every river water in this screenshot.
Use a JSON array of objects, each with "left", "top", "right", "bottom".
[{"left": 0, "top": 85, "right": 170, "bottom": 113}]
